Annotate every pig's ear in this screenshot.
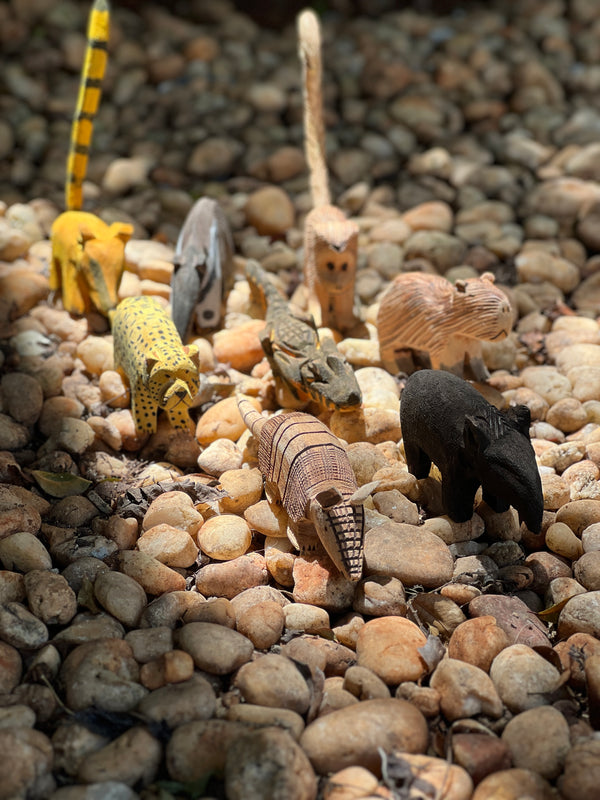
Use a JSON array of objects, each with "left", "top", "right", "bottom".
[
  {"left": 464, "top": 414, "right": 490, "bottom": 454},
  {"left": 504, "top": 404, "right": 531, "bottom": 437}
]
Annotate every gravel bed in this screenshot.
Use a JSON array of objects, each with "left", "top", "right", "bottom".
[{"left": 1, "top": 1, "right": 600, "bottom": 798}]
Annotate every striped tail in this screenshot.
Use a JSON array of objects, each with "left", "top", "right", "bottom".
[
  {"left": 297, "top": 9, "right": 330, "bottom": 209},
  {"left": 65, "top": 0, "right": 111, "bottom": 211},
  {"left": 236, "top": 395, "right": 266, "bottom": 438}
]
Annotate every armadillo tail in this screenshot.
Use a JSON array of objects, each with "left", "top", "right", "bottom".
[{"left": 236, "top": 394, "right": 265, "bottom": 438}]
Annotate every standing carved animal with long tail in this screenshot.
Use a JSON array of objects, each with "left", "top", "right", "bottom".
[
  {"left": 50, "top": 0, "right": 133, "bottom": 316},
  {"left": 297, "top": 9, "right": 360, "bottom": 335},
  {"left": 377, "top": 271, "right": 513, "bottom": 380},
  {"left": 237, "top": 395, "right": 376, "bottom": 580}
]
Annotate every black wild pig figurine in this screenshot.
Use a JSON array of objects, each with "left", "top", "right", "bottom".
[{"left": 400, "top": 370, "right": 543, "bottom": 533}]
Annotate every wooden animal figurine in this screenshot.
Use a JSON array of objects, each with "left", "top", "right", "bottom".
[
  {"left": 297, "top": 9, "right": 360, "bottom": 334},
  {"left": 246, "top": 260, "right": 361, "bottom": 411},
  {"left": 400, "top": 370, "right": 543, "bottom": 533},
  {"left": 111, "top": 296, "right": 200, "bottom": 433},
  {"left": 377, "top": 271, "right": 512, "bottom": 380},
  {"left": 171, "top": 197, "right": 235, "bottom": 339},
  {"left": 237, "top": 395, "right": 377, "bottom": 580},
  {"left": 50, "top": 0, "right": 133, "bottom": 316}
]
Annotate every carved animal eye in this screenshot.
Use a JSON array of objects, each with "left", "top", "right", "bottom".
[
  {"left": 326, "top": 261, "right": 335, "bottom": 271},
  {"left": 341, "top": 263, "right": 348, "bottom": 271}
]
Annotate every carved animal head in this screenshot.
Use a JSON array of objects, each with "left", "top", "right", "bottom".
[
  {"left": 312, "top": 218, "right": 358, "bottom": 293},
  {"left": 452, "top": 272, "right": 513, "bottom": 342},
  {"left": 78, "top": 221, "right": 133, "bottom": 313},
  {"left": 307, "top": 481, "right": 378, "bottom": 580},
  {"left": 146, "top": 345, "right": 200, "bottom": 413},
  {"left": 464, "top": 404, "right": 543, "bottom": 533},
  {"left": 299, "top": 350, "right": 362, "bottom": 411}
]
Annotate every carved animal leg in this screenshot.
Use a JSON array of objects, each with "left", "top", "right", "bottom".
[
  {"left": 464, "top": 341, "right": 490, "bottom": 382},
  {"left": 379, "top": 342, "right": 400, "bottom": 374},
  {"left": 403, "top": 440, "right": 431, "bottom": 480},
  {"left": 131, "top": 380, "right": 158, "bottom": 434},
  {"left": 442, "top": 474, "right": 480, "bottom": 523},
  {"left": 481, "top": 488, "right": 510, "bottom": 514}
]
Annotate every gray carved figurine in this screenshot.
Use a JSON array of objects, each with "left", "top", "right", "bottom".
[
  {"left": 400, "top": 370, "right": 543, "bottom": 533},
  {"left": 171, "top": 197, "right": 234, "bottom": 339}
]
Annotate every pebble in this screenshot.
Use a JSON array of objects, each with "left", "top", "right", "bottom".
[
  {"left": 300, "top": 698, "right": 428, "bottom": 775},
  {"left": 245, "top": 186, "right": 295, "bottom": 237},
  {"left": 558, "top": 589, "right": 600, "bottom": 637},
  {"left": 61, "top": 639, "right": 146, "bottom": 712},
  {"left": 93, "top": 571, "right": 147, "bottom": 628},
  {"left": 0, "top": 641, "right": 22, "bottom": 692},
  {"left": 558, "top": 738, "right": 600, "bottom": 800},
  {"left": 236, "top": 600, "right": 285, "bottom": 649},
  {"left": 212, "top": 319, "right": 265, "bottom": 373},
  {"left": 430, "top": 658, "right": 503, "bottom": 721},
  {"left": 451, "top": 732, "right": 511, "bottom": 786},
  {"left": 175, "top": 621, "right": 254, "bottom": 674},
  {"left": 447, "top": 616, "right": 509, "bottom": 673},
  {"left": 77, "top": 727, "right": 161, "bottom": 788},
  {"left": 355, "top": 616, "right": 427, "bottom": 684},
  {"left": 197, "top": 438, "right": 243, "bottom": 476},
  {"left": 142, "top": 490, "right": 203, "bottom": 536},
  {"left": 0, "top": 601, "right": 48, "bottom": 650},
  {"left": 165, "top": 718, "right": 247, "bottom": 782},
  {"left": 244, "top": 499, "right": 289, "bottom": 538},
  {"left": 195, "top": 552, "right": 268, "bottom": 598},
  {"left": 388, "top": 754, "right": 473, "bottom": 800},
  {"left": 468, "top": 594, "right": 550, "bottom": 648},
  {"left": 196, "top": 395, "right": 261, "bottom": 445},
  {"left": 225, "top": 726, "right": 317, "bottom": 800},
  {"left": 0, "top": 413, "right": 30, "bottom": 450},
  {"left": 137, "top": 523, "right": 199, "bottom": 567},
  {"left": 283, "top": 602, "right": 330, "bottom": 635},
  {"left": 234, "top": 653, "right": 312, "bottom": 714},
  {"left": 352, "top": 574, "right": 406, "bottom": 617},
  {"left": 225, "top": 704, "right": 304, "bottom": 741},
  {"left": 24, "top": 569, "right": 77, "bottom": 625},
  {"left": 501, "top": 705, "right": 570, "bottom": 780},
  {"left": 0, "top": 728, "right": 54, "bottom": 800},
  {"left": 472, "top": 768, "right": 554, "bottom": 800},
  {"left": 117, "top": 550, "right": 186, "bottom": 595},
  {"left": 218, "top": 467, "right": 263, "bottom": 514},
  {"left": 136, "top": 673, "right": 216, "bottom": 727},
  {"left": 363, "top": 521, "right": 454, "bottom": 588},
  {"left": 329, "top": 407, "right": 402, "bottom": 444},
  {"left": 489, "top": 644, "right": 563, "bottom": 713},
  {"left": 125, "top": 627, "right": 173, "bottom": 663},
  {"left": 556, "top": 498, "right": 600, "bottom": 534},
  {"left": 1, "top": 371, "right": 43, "bottom": 425}
]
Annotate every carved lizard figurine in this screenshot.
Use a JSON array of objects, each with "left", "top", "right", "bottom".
[
  {"left": 237, "top": 395, "right": 377, "bottom": 580},
  {"left": 246, "top": 260, "right": 361, "bottom": 411},
  {"left": 171, "top": 197, "right": 235, "bottom": 340},
  {"left": 377, "top": 271, "right": 513, "bottom": 380},
  {"left": 111, "top": 296, "right": 200, "bottom": 433},
  {"left": 297, "top": 8, "right": 361, "bottom": 335},
  {"left": 50, "top": 0, "right": 133, "bottom": 317}
]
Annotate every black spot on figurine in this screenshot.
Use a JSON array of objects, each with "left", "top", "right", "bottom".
[{"left": 400, "top": 369, "right": 543, "bottom": 533}]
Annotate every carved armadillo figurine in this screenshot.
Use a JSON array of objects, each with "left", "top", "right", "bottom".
[
  {"left": 377, "top": 271, "right": 513, "bottom": 380},
  {"left": 237, "top": 395, "right": 376, "bottom": 580}
]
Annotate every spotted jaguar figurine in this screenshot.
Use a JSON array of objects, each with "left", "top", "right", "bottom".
[{"left": 111, "top": 296, "right": 200, "bottom": 433}]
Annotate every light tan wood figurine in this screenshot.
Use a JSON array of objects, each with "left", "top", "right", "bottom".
[
  {"left": 297, "top": 9, "right": 360, "bottom": 335},
  {"left": 377, "top": 271, "right": 513, "bottom": 380}
]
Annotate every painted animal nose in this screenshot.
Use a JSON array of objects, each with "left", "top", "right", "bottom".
[{"left": 175, "top": 388, "right": 187, "bottom": 399}]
